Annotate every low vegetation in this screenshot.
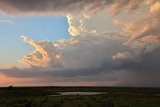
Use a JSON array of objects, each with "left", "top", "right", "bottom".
[{"left": 0, "top": 86, "right": 159, "bottom": 107}]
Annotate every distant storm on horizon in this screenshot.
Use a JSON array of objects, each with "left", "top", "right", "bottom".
[{"left": 0, "top": 0, "right": 160, "bottom": 87}]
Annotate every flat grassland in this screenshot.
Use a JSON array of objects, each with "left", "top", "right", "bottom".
[{"left": 0, "top": 86, "right": 159, "bottom": 107}]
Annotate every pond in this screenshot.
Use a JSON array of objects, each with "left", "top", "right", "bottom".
[
  {"left": 61, "top": 92, "right": 102, "bottom": 95},
  {"left": 49, "top": 92, "right": 104, "bottom": 96}
]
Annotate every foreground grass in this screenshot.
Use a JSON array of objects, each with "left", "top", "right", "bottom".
[{"left": 0, "top": 86, "right": 159, "bottom": 107}]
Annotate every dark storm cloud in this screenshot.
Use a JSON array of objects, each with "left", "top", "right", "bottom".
[
  {"left": 0, "top": 0, "right": 114, "bottom": 15},
  {"left": 1, "top": 48, "right": 160, "bottom": 87}
]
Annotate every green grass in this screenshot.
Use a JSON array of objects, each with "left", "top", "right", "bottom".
[{"left": 0, "top": 86, "right": 159, "bottom": 107}]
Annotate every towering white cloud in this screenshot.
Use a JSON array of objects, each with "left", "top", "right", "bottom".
[
  {"left": 20, "top": 36, "right": 62, "bottom": 67},
  {"left": 67, "top": 14, "right": 87, "bottom": 37}
]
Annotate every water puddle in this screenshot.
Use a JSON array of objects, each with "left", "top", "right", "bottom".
[{"left": 49, "top": 92, "right": 103, "bottom": 96}]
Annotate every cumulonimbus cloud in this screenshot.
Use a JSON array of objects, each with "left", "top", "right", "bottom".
[
  {"left": 20, "top": 32, "right": 128, "bottom": 68},
  {"left": 0, "top": 0, "right": 160, "bottom": 86},
  {"left": 1, "top": 38, "right": 160, "bottom": 86},
  {"left": 20, "top": 35, "right": 62, "bottom": 67}
]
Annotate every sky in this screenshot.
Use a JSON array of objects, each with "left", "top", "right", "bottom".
[
  {"left": 0, "top": 15, "right": 70, "bottom": 68},
  {"left": 0, "top": 0, "right": 160, "bottom": 87}
]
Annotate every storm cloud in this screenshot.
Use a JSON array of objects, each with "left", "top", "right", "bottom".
[
  {"left": 0, "top": 0, "right": 160, "bottom": 87},
  {"left": 0, "top": 0, "right": 115, "bottom": 15},
  {"left": 1, "top": 32, "right": 160, "bottom": 86}
]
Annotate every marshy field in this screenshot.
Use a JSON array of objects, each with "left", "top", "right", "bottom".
[{"left": 0, "top": 86, "right": 159, "bottom": 107}]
